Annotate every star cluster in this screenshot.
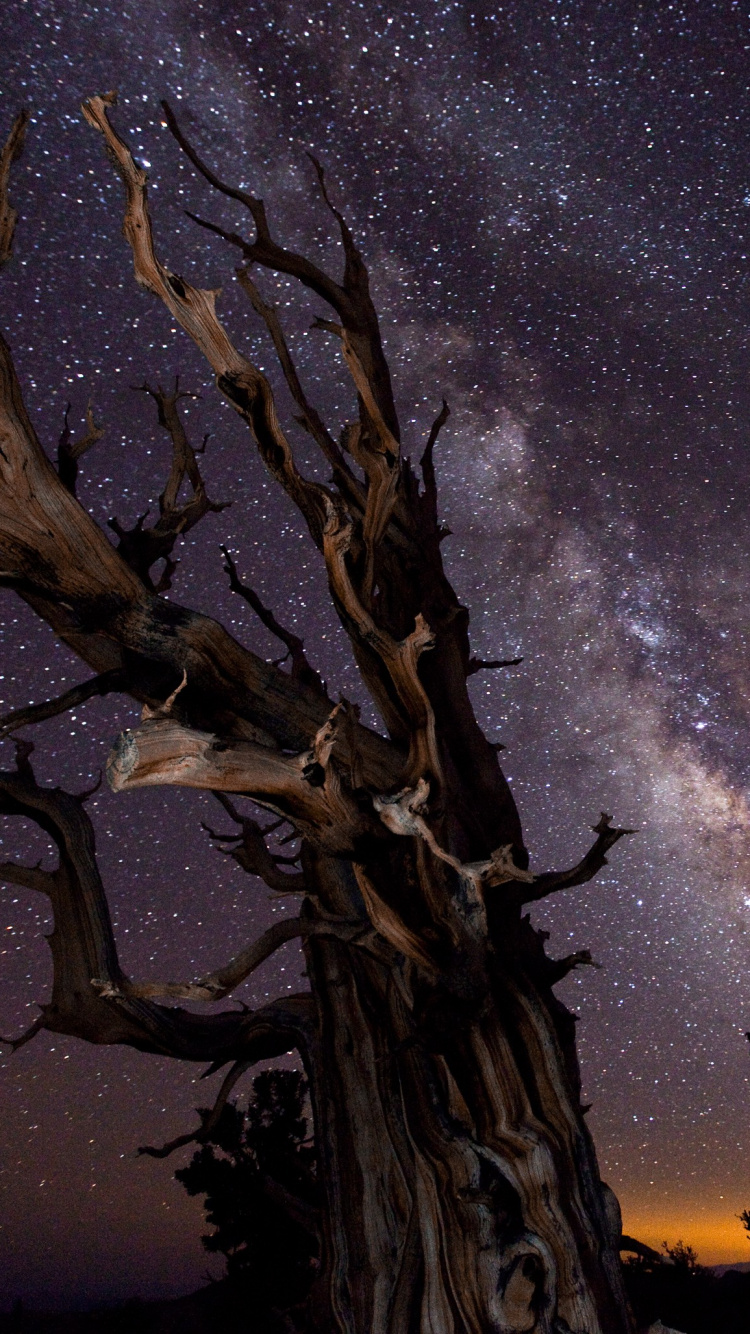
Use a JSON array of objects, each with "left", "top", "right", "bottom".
[{"left": 1, "top": 0, "right": 750, "bottom": 1308}]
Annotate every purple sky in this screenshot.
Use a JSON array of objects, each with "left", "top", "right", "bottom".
[{"left": 2, "top": 0, "right": 750, "bottom": 1309}]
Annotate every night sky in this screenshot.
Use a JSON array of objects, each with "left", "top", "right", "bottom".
[{"left": 2, "top": 0, "right": 750, "bottom": 1311}]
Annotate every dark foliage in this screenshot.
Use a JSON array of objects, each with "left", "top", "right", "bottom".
[
  {"left": 623, "top": 1243, "right": 750, "bottom": 1333},
  {"left": 175, "top": 1070, "right": 318, "bottom": 1328}
]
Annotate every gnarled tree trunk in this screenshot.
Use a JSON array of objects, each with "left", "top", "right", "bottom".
[
  {"left": 0, "top": 100, "right": 634, "bottom": 1332},
  {"left": 301, "top": 852, "right": 630, "bottom": 1334}
]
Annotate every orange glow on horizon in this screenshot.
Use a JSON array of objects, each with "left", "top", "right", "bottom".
[{"left": 621, "top": 1202, "right": 750, "bottom": 1267}]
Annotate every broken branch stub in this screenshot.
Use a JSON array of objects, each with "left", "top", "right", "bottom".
[{"left": 105, "top": 711, "right": 377, "bottom": 857}]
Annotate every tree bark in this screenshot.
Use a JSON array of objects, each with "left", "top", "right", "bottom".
[{"left": 298, "top": 851, "right": 632, "bottom": 1334}]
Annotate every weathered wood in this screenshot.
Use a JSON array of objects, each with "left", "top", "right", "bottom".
[{"left": 0, "top": 103, "right": 637, "bottom": 1333}]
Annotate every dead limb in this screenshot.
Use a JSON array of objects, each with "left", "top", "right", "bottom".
[
  {"left": 94, "top": 909, "right": 375, "bottom": 1005},
  {"left": 161, "top": 100, "right": 399, "bottom": 437},
  {"left": 0, "top": 745, "right": 314, "bottom": 1064},
  {"left": 234, "top": 266, "right": 358, "bottom": 497},
  {"left": 419, "top": 399, "right": 450, "bottom": 530},
  {"left": 546, "top": 949, "right": 602, "bottom": 986},
  {"left": 108, "top": 381, "right": 228, "bottom": 592},
  {"left": 322, "top": 498, "right": 441, "bottom": 784},
  {"left": 94, "top": 916, "right": 305, "bottom": 1003},
  {"left": 57, "top": 401, "right": 105, "bottom": 495},
  {"left": 82, "top": 92, "right": 331, "bottom": 549},
  {"left": 0, "top": 669, "right": 127, "bottom": 739},
  {"left": 0, "top": 1012, "right": 46, "bottom": 1052},
  {"left": 105, "top": 709, "right": 379, "bottom": 857},
  {"left": 221, "top": 545, "right": 326, "bottom": 698},
  {"left": 466, "top": 656, "right": 523, "bottom": 677},
  {"left": 0, "top": 109, "right": 29, "bottom": 270},
  {"left": 511, "top": 814, "right": 634, "bottom": 907},
  {"left": 138, "top": 1055, "right": 255, "bottom": 1157},
  {"left": 205, "top": 791, "right": 307, "bottom": 895}
]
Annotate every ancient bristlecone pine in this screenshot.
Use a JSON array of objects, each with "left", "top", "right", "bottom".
[{"left": 0, "top": 97, "right": 635, "bottom": 1332}]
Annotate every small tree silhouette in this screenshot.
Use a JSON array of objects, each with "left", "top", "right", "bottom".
[
  {"left": 662, "top": 1240, "right": 702, "bottom": 1273},
  {"left": 176, "top": 1070, "right": 319, "bottom": 1326},
  {"left": 740, "top": 1209, "right": 750, "bottom": 1240}
]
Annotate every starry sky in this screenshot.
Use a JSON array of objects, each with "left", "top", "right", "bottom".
[{"left": 1, "top": 0, "right": 750, "bottom": 1311}]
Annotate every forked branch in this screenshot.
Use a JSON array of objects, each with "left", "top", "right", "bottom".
[
  {"left": 234, "top": 266, "right": 358, "bottom": 497},
  {"left": 161, "top": 99, "right": 399, "bottom": 437},
  {"left": 0, "top": 745, "right": 314, "bottom": 1065},
  {"left": 93, "top": 915, "right": 304, "bottom": 1003},
  {"left": 95, "top": 906, "right": 374, "bottom": 1005},
  {"left": 82, "top": 92, "right": 330, "bottom": 548},
  {"left": 108, "top": 381, "right": 227, "bottom": 593},
  {"left": 138, "top": 1055, "right": 256, "bottom": 1158},
  {"left": 206, "top": 790, "right": 306, "bottom": 895},
  {"left": 57, "top": 400, "right": 105, "bottom": 494},
  {"left": 513, "top": 813, "right": 634, "bottom": 907}
]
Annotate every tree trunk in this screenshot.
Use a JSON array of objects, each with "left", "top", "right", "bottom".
[{"left": 301, "top": 855, "right": 631, "bottom": 1334}]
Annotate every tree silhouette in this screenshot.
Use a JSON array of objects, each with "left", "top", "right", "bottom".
[
  {"left": 176, "top": 1070, "right": 318, "bottom": 1328},
  {"left": 0, "top": 95, "right": 636, "bottom": 1332}
]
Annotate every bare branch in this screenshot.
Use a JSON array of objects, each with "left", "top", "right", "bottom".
[
  {"left": 0, "top": 1012, "right": 46, "bottom": 1052},
  {"left": 82, "top": 92, "right": 330, "bottom": 549},
  {"left": 0, "top": 109, "right": 29, "bottom": 270},
  {"left": 94, "top": 916, "right": 304, "bottom": 1003},
  {"left": 546, "top": 949, "right": 602, "bottom": 986},
  {"left": 0, "top": 858, "right": 54, "bottom": 894},
  {"left": 322, "top": 497, "right": 440, "bottom": 783},
  {"left": 57, "top": 401, "right": 105, "bottom": 495},
  {"left": 138, "top": 1055, "right": 254, "bottom": 1157},
  {"left": 512, "top": 814, "right": 634, "bottom": 907},
  {"left": 220, "top": 545, "right": 326, "bottom": 698},
  {"left": 108, "top": 381, "right": 228, "bottom": 593},
  {"left": 206, "top": 790, "right": 307, "bottom": 894},
  {"left": 619, "top": 1236, "right": 662, "bottom": 1264},
  {"left": 161, "top": 100, "right": 399, "bottom": 437},
  {"left": 0, "top": 669, "right": 127, "bottom": 739},
  {"left": 234, "top": 266, "right": 359, "bottom": 499},
  {"left": 466, "top": 656, "right": 523, "bottom": 677},
  {"left": 0, "top": 750, "right": 315, "bottom": 1064},
  {"left": 306, "top": 152, "right": 364, "bottom": 293},
  {"left": 159, "top": 110, "right": 334, "bottom": 310},
  {"left": 419, "top": 399, "right": 449, "bottom": 530},
  {"left": 321, "top": 328, "right": 403, "bottom": 609}
]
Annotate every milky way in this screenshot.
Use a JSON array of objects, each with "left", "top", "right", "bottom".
[{"left": 1, "top": 0, "right": 750, "bottom": 1308}]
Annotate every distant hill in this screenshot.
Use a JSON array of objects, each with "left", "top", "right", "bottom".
[{"left": 0, "top": 1282, "right": 258, "bottom": 1334}]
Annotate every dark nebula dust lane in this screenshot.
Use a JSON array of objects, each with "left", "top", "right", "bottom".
[{"left": 1, "top": 0, "right": 750, "bottom": 1308}]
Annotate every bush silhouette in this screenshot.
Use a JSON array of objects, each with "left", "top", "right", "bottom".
[
  {"left": 623, "top": 1240, "right": 750, "bottom": 1332},
  {"left": 175, "top": 1070, "right": 318, "bottom": 1328}
]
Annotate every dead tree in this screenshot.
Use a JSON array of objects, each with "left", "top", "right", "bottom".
[{"left": 0, "top": 97, "right": 635, "bottom": 1333}]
